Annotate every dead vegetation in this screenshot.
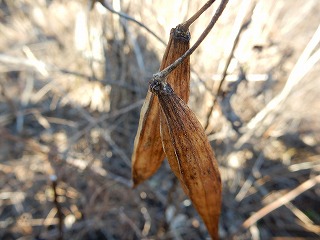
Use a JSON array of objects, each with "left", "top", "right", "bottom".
[{"left": 0, "top": 0, "right": 319, "bottom": 239}]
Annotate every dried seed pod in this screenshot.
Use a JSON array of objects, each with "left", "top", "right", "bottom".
[
  {"left": 151, "top": 80, "right": 222, "bottom": 239},
  {"left": 132, "top": 25, "right": 190, "bottom": 187}
]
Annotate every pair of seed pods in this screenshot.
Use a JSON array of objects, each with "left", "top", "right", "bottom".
[{"left": 132, "top": 25, "right": 222, "bottom": 239}]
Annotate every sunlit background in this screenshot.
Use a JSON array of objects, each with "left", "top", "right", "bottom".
[{"left": 0, "top": 0, "right": 319, "bottom": 239}]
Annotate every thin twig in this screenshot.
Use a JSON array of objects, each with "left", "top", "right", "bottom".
[
  {"left": 241, "top": 175, "right": 320, "bottom": 229},
  {"left": 51, "top": 175, "right": 63, "bottom": 240},
  {"left": 152, "top": 0, "right": 229, "bottom": 82},
  {"left": 67, "top": 99, "right": 143, "bottom": 144},
  {"left": 219, "top": 67, "right": 246, "bottom": 133},
  {"left": 100, "top": 0, "right": 220, "bottom": 93},
  {"left": 100, "top": 0, "right": 166, "bottom": 45},
  {"left": 180, "top": 0, "right": 217, "bottom": 31},
  {"left": 235, "top": 23, "right": 320, "bottom": 149},
  {"left": 119, "top": 208, "right": 143, "bottom": 239},
  {"left": 101, "top": 132, "right": 131, "bottom": 167},
  {"left": 247, "top": 23, "right": 320, "bottom": 130},
  {"left": 235, "top": 153, "right": 265, "bottom": 201},
  {"left": 204, "top": 0, "right": 255, "bottom": 130}
]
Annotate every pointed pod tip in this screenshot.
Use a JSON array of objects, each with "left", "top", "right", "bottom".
[
  {"left": 131, "top": 173, "right": 143, "bottom": 188},
  {"left": 131, "top": 180, "right": 137, "bottom": 189}
]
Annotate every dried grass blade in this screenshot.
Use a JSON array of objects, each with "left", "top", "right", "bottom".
[{"left": 132, "top": 26, "right": 190, "bottom": 187}]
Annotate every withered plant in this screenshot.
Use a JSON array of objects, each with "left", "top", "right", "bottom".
[{"left": 131, "top": 0, "right": 229, "bottom": 239}]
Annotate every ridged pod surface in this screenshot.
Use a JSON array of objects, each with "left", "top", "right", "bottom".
[
  {"left": 132, "top": 26, "right": 190, "bottom": 186},
  {"left": 150, "top": 80, "right": 222, "bottom": 240}
]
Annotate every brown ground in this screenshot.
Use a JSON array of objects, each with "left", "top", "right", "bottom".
[{"left": 0, "top": 0, "right": 319, "bottom": 239}]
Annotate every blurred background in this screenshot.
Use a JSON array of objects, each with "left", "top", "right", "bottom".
[{"left": 0, "top": 0, "right": 319, "bottom": 239}]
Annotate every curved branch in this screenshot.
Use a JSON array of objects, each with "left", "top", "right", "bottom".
[
  {"left": 101, "top": 0, "right": 166, "bottom": 45},
  {"left": 153, "top": 0, "right": 229, "bottom": 82},
  {"left": 180, "top": 0, "right": 217, "bottom": 31}
]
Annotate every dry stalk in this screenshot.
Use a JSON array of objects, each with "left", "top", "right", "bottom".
[
  {"left": 204, "top": 0, "right": 256, "bottom": 130},
  {"left": 235, "top": 23, "right": 320, "bottom": 149},
  {"left": 152, "top": 0, "right": 229, "bottom": 83},
  {"left": 180, "top": 0, "right": 217, "bottom": 31},
  {"left": 241, "top": 175, "right": 320, "bottom": 229},
  {"left": 51, "top": 175, "right": 63, "bottom": 240},
  {"left": 100, "top": 0, "right": 166, "bottom": 45}
]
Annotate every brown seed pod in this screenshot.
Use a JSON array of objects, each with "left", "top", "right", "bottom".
[
  {"left": 150, "top": 80, "right": 222, "bottom": 240},
  {"left": 131, "top": 25, "right": 190, "bottom": 187}
]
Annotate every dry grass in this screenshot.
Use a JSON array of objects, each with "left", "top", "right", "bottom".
[{"left": 0, "top": 0, "right": 319, "bottom": 239}]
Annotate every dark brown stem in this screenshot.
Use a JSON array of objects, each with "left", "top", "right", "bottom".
[
  {"left": 153, "top": 0, "right": 229, "bottom": 83},
  {"left": 204, "top": 3, "right": 255, "bottom": 130},
  {"left": 51, "top": 175, "right": 63, "bottom": 240},
  {"left": 101, "top": 0, "right": 166, "bottom": 45},
  {"left": 180, "top": 0, "right": 217, "bottom": 31}
]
